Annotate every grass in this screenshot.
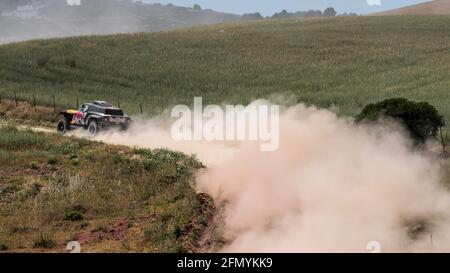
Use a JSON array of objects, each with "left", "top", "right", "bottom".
[
  {"left": 1, "top": 15, "right": 450, "bottom": 252},
  {"left": 0, "top": 125, "right": 215, "bottom": 252},
  {"left": 0, "top": 99, "right": 56, "bottom": 127},
  {"left": 0, "top": 16, "right": 448, "bottom": 134}
]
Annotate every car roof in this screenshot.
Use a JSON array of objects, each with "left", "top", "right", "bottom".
[
  {"left": 92, "top": 101, "right": 113, "bottom": 107},
  {"left": 83, "top": 101, "right": 118, "bottom": 109}
]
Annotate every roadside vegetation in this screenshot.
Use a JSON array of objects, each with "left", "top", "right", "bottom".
[
  {"left": 356, "top": 97, "right": 446, "bottom": 144},
  {"left": 0, "top": 99, "right": 56, "bottom": 127},
  {"left": 0, "top": 124, "right": 217, "bottom": 252}
]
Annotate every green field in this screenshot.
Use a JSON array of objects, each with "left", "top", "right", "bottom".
[{"left": 0, "top": 16, "right": 449, "bottom": 126}]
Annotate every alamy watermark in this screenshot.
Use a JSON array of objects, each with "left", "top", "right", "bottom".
[
  {"left": 171, "top": 97, "right": 280, "bottom": 152},
  {"left": 367, "top": 0, "right": 382, "bottom": 6},
  {"left": 66, "top": 0, "right": 81, "bottom": 6}
]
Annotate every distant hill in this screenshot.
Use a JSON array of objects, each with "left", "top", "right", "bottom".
[
  {"left": 376, "top": 0, "right": 450, "bottom": 15},
  {"left": 0, "top": 0, "right": 241, "bottom": 44}
]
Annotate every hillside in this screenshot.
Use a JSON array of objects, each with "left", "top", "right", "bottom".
[
  {"left": 0, "top": 0, "right": 240, "bottom": 44},
  {"left": 377, "top": 0, "right": 450, "bottom": 15},
  {"left": 0, "top": 101, "right": 218, "bottom": 252},
  {"left": 0, "top": 16, "right": 449, "bottom": 130}
]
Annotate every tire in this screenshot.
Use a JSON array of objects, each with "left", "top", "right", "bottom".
[
  {"left": 87, "top": 120, "right": 99, "bottom": 137},
  {"left": 57, "top": 117, "right": 69, "bottom": 135}
]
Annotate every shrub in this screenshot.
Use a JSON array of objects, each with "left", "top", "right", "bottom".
[
  {"left": 112, "top": 153, "right": 124, "bottom": 164},
  {"left": 0, "top": 243, "right": 8, "bottom": 251},
  {"left": 29, "top": 161, "right": 39, "bottom": 170},
  {"left": 70, "top": 158, "right": 80, "bottom": 166},
  {"left": 63, "top": 211, "right": 84, "bottom": 221},
  {"left": 33, "top": 234, "right": 55, "bottom": 249},
  {"left": 357, "top": 98, "right": 445, "bottom": 143},
  {"left": 47, "top": 156, "right": 57, "bottom": 165}
]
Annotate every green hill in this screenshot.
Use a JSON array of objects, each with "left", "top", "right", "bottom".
[
  {"left": 377, "top": 0, "right": 450, "bottom": 15},
  {"left": 0, "top": 0, "right": 241, "bottom": 44},
  {"left": 0, "top": 16, "right": 449, "bottom": 128},
  {"left": 0, "top": 108, "right": 217, "bottom": 252}
]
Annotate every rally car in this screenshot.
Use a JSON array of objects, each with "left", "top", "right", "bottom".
[{"left": 57, "top": 101, "right": 131, "bottom": 137}]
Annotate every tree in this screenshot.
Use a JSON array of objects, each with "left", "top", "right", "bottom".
[
  {"left": 242, "top": 12, "right": 263, "bottom": 20},
  {"left": 305, "top": 10, "right": 323, "bottom": 17},
  {"left": 271, "top": 9, "right": 292, "bottom": 19},
  {"left": 323, "top": 7, "right": 337, "bottom": 17},
  {"left": 356, "top": 98, "right": 445, "bottom": 144},
  {"left": 340, "top": 12, "right": 358, "bottom": 17},
  {"left": 193, "top": 4, "right": 201, "bottom": 10}
]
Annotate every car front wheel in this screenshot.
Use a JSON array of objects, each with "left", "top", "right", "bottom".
[
  {"left": 57, "top": 118, "right": 69, "bottom": 135},
  {"left": 87, "top": 120, "right": 99, "bottom": 137}
]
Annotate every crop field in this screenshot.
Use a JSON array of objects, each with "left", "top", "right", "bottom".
[{"left": 0, "top": 16, "right": 449, "bottom": 132}]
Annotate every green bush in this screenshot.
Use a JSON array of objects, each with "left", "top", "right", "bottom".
[
  {"left": 357, "top": 98, "right": 445, "bottom": 143},
  {"left": 47, "top": 156, "right": 58, "bottom": 165},
  {"left": 63, "top": 211, "right": 84, "bottom": 221},
  {"left": 0, "top": 243, "right": 8, "bottom": 251},
  {"left": 29, "top": 161, "right": 39, "bottom": 170},
  {"left": 70, "top": 158, "right": 80, "bottom": 166},
  {"left": 33, "top": 234, "right": 55, "bottom": 249}
]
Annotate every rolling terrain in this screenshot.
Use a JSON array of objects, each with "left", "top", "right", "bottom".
[
  {"left": 1, "top": 14, "right": 450, "bottom": 251},
  {"left": 377, "top": 0, "right": 450, "bottom": 15},
  {"left": 0, "top": 100, "right": 219, "bottom": 252},
  {"left": 0, "top": 16, "right": 449, "bottom": 135},
  {"left": 0, "top": 0, "right": 241, "bottom": 44}
]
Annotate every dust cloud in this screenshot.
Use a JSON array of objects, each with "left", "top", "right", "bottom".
[{"left": 92, "top": 102, "right": 450, "bottom": 253}]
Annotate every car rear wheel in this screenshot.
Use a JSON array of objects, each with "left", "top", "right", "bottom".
[
  {"left": 57, "top": 117, "right": 69, "bottom": 135},
  {"left": 87, "top": 120, "right": 98, "bottom": 137}
]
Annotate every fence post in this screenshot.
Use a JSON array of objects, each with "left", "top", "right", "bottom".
[
  {"left": 139, "top": 103, "right": 143, "bottom": 115},
  {"left": 77, "top": 98, "right": 79, "bottom": 109},
  {"left": 52, "top": 95, "right": 56, "bottom": 113},
  {"left": 33, "top": 94, "right": 36, "bottom": 111},
  {"left": 14, "top": 91, "right": 17, "bottom": 106},
  {"left": 117, "top": 100, "right": 120, "bottom": 108}
]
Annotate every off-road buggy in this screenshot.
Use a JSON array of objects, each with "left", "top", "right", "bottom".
[{"left": 57, "top": 101, "right": 131, "bottom": 137}]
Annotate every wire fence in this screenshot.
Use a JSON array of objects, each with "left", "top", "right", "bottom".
[
  {"left": 0, "top": 90, "right": 448, "bottom": 154},
  {"left": 0, "top": 91, "right": 146, "bottom": 115}
]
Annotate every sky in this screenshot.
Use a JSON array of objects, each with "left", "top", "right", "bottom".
[{"left": 143, "top": 0, "right": 431, "bottom": 16}]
